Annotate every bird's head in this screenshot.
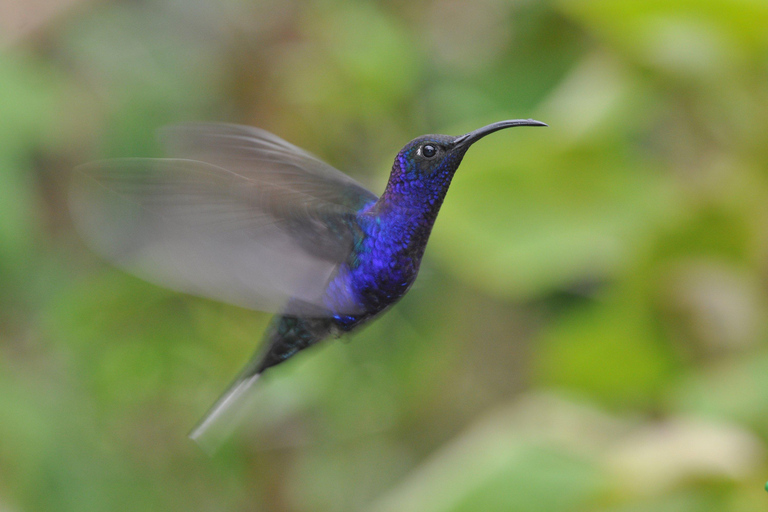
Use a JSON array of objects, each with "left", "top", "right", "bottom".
[{"left": 386, "top": 119, "right": 547, "bottom": 202}]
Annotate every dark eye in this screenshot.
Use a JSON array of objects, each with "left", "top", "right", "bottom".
[{"left": 421, "top": 144, "right": 437, "bottom": 158}]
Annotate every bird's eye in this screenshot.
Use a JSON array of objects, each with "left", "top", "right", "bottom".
[{"left": 421, "top": 144, "right": 437, "bottom": 158}]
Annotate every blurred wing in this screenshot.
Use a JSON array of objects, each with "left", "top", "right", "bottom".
[
  {"left": 161, "top": 123, "right": 375, "bottom": 211},
  {"left": 70, "top": 125, "right": 378, "bottom": 315}
]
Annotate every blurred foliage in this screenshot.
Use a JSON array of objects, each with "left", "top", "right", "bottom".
[{"left": 2, "top": 0, "right": 768, "bottom": 511}]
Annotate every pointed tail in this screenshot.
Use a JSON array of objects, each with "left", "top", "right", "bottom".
[
  {"left": 189, "top": 312, "right": 336, "bottom": 453},
  {"left": 188, "top": 371, "right": 262, "bottom": 454}
]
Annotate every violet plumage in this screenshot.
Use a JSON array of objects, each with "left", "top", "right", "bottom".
[{"left": 71, "top": 119, "right": 546, "bottom": 450}]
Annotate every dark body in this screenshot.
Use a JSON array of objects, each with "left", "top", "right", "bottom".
[
  {"left": 72, "top": 120, "right": 546, "bottom": 447},
  {"left": 258, "top": 137, "right": 460, "bottom": 372}
]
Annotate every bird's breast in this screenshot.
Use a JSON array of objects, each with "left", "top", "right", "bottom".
[
  {"left": 348, "top": 213, "right": 431, "bottom": 311},
  {"left": 321, "top": 207, "right": 434, "bottom": 327}
]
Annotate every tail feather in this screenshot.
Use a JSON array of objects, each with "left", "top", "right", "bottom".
[
  {"left": 189, "top": 372, "right": 261, "bottom": 454},
  {"left": 189, "top": 313, "right": 338, "bottom": 453}
]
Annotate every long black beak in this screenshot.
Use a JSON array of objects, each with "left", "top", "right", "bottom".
[{"left": 454, "top": 119, "right": 547, "bottom": 150}]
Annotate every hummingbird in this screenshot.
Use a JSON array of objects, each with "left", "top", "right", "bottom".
[{"left": 71, "top": 119, "right": 547, "bottom": 450}]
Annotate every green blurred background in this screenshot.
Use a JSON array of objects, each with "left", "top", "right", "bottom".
[{"left": 2, "top": 0, "right": 768, "bottom": 510}]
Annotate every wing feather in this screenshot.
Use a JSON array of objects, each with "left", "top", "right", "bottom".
[{"left": 70, "top": 124, "right": 378, "bottom": 314}]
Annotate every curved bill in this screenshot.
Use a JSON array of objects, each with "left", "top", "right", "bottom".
[{"left": 453, "top": 119, "right": 548, "bottom": 149}]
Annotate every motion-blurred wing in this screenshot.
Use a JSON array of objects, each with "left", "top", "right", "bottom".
[
  {"left": 161, "top": 123, "right": 376, "bottom": 211},
  {"left": 70, "top": 124, "right": 378, "bottom": 315}
]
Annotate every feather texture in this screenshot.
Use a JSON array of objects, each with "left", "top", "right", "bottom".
[{"left": 70, "top": 124, "right": 377, "bottom": 314}]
